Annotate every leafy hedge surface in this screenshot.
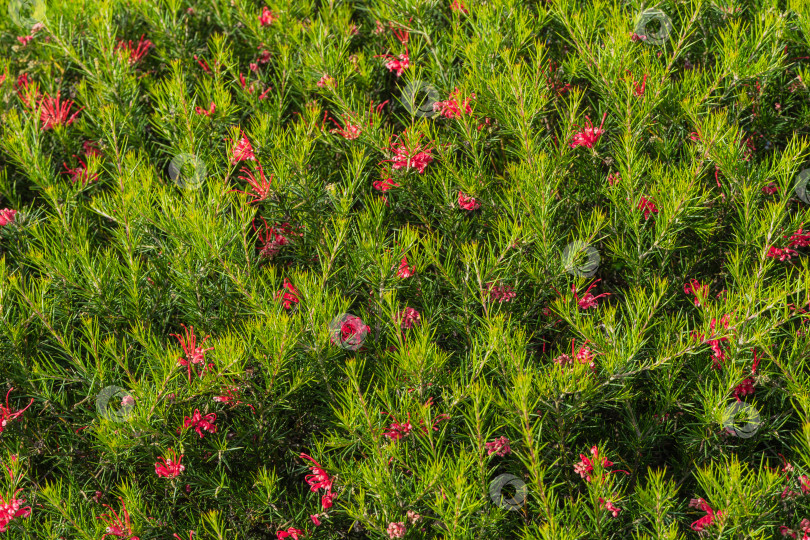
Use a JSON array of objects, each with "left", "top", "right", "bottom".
[{"left": 2, "top": 0, "right": 810, "bottom": 538}]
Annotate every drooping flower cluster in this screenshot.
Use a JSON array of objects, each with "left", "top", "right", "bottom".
[
  {"left": 395, "top": 256, "right": 415, "bottom": 278},
  {"left": 300, "top": 453, "right": 335, "bottom": 510},
  {"left": 230, "top": 132, "right": 256, "bottom": 164},
  {"left": 115, "top": 34, "right": 153, "bottom": 65},
  {"left": 432, "top": 88, "right": 475, "bottom": 119},
  {"left": 183, "top": 409, "right": 217, "bottom": 438},
  {"left": 98, "top": 497, "right": 139, "bottom": 540},
  {"left": 330, "top": 315, "right": 370, "bottom": 349},
  {"left": 486, "top": 283, "right": 516, "bottom": 303},
  {"left": 569, "top": 113, "right": 607, "bottom": 149},
  {"left": 384, "top": 414, "right": 414, "bottom": 441},
  {"left": 637, "top": 196, "right": 659, "bottom": 220},
  {"left": 458, "top": 191, "right": 480, "bottom": 211},
  {"left": 155, "top": 448, "right": 185, "bottom": 479},
  {"left": 276, "top": 278, "right": 300, "bottom": 309},
  {"left": 0, "top": 489, "right": 31, "bottom": 532},
  {"left": 235, "top": 163, "right": 273, "bottom": 204},
  {"left": 386, "top": 521, "right": 406, "bottom": 539},
  {"left": 171, "top": 325, "right": 215, "bottom": 382},
  {"left": 395, "top": 307, "right": 421, "bottom": 329},
  {"left": 254, "top": 218, "right": 301, "bottom": 260},
  {"left": 573, "top": 445, "right": 615, "bottom": 482},
  {"left": 689, "top": 497, "right": 724, "bottom": 532},
  {"left": 572, "top": 280, "right": 610, "bottom": 310},
  {"left": 259, "top": 6, "right": 278, "bottom": 26},
  {"left": 62, "top": 157, "right": 99, "bottom": 186},
  {"left": 684, "top": 278, "right": 709, "bottom": 306},
  {"left": 385, "top": 133, "right": 434, "bottom": 174},
  {"left": 39, "top": 94, "right": 83, "bottom": 130},
  {"left": 0, "top": 209, "right": 17, "bottom": 228},
  {"left": 0, "top": 389, "right": 34, "bottom": 436},
  {"left": 554, "top": 339, "right": 597, "bottom": 370},
  {"left": 599, "top": 497, "right": 621, "bottom": 517},
  {"left": 376, "top": 30, "right": 410, "bottom": 77}
]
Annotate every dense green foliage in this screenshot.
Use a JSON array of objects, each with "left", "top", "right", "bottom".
[{"left": 2, "top": 0, "right": 810, "bottom": 538}]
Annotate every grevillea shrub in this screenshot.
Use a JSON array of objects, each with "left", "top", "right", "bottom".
[{"left": 2, "top": 0, "right": 810, "bottom": 538}]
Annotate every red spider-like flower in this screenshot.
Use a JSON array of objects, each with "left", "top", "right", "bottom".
[
  {"left": 183, "top": 409, "right": 217, "bottom": 438},
  {"left": 329, "top": 315, "right": 370, "bottom": 348},
  {"left": 170, "top": 324, "right": 215, "bottom": 383},
  {"left": 234, "top": 163, "right": 273, "bottom": 204},
  {"left": 172, "top": 532, "right": 194, "bottom": 540},
  {"left": 396, "top": 256, "right": 415, "bottom": 278},
  {"left": 277, "top": 528, "right": 304, "bottom": 539},
  {"left": 0, "top": 488, "right": 31, "bottom": 532},
  {"left": 300, "top": 453, "right": 334, "bottom": 509},
  {"left": 0, "top": 388, "right": 34, "bottom": 436},
  {"left": 569, "top": 112, "right": 607, "bottom": 149},
  {"left": 396, "top": 307, "right": 421, "bottom": 329},
  {"left": 572, "top": 280, "right": 610, "bottom": 309},
  {"left": 450, "top": 0, "right": 469, "bottom": 14},
  {"left": 485, "top": 436, "right": 511, "bottom": 457},
  {"left": 39, "top": 94, "right": 84, "bottom": 130},
  {"left": 458, "top": 191, "right": 480, "bottom": 211},
  {"left": 329, "top": 115, "right": 362, "bottom": 140},
  {"left": 766, "top": 246, "right": 799, "bottom": 261},
  {"left": 276, "top": 278, "right": 300, "bottom": 309},
  {"left": 762, "top": 182, "right": 779, "bottom": 194},
  {"left": 384, "top": 413, "right": 414, "bottom": 441},
  {"left": 259, "top": 6, "right": 278, "bottom": 26},
  {"left": 230, "top": 132, "right": 256, "bottom": 164},
  {"left": 0, "top": 209, "right": 17, "bottom": 227},
  {"left": 637, "top": 196, "right": 659, "bottom": 220},
  {"left": 98, "top": 497, "right": 140, "bottom": 540},
  {"left": 599, "top": 497, "right": 621, "bottom": 517},
  {"left": 376, "top": 31, "right": 410, "bottom": 77},
  {"left": 194, "top": 101, "right": 215, "bottom": 116},
  {"left": 689, "top": 498, "right": 723, "bottom": 532},
  {"left": 788, "top": 228, "right": 810, "bottom": 249},
  {"left": 155, "top": 448, "right": 185, "bottom": 478},
  {"left": 633, "top": 74, "right": 648, "bottom": 97},
  {"left": 684, "top": 279, "right": 709, "bottom": 306},
  {"left": 115, "top": 34, "right": 153, "bottom": 65},
  {"left": 385, "top": 133, "right": 434, "bottom": 174},
  {"left": 373, "top": 168, "right": 400, "bottom": 192},
  {"left": 62, "top": 157, "right": 99, "bottom": 186},
  {"left": 433, "top": 88, "right": 475, "bottom": 119},
  {"left": 573, "top": 445, "right": 615, "bottom": 482},
  {"left": 486, "top": 283, "right": 516, "bottom": 303}
]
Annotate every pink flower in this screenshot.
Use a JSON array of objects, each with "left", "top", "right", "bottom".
[
  {"left": 599, "top": 497, "right": 621, "bottom": 517},
  {"left": 788, "top": 228, "right": 810, "bottom": 249},
  {"left": 767, "top": 246, "right": 799, "bottom": 261},
  {"left": 689, "top": 498, "right": 723, "bottom": 532},
  {"left": 684, "top": 279, "right": 708, "bottom": 306},
  {"left": 637, "top": 196, "right": 659, "bottom": 220},
  {"left": 385, "top": 132, "right": 434, "bottom": 174},
  {"left": 300, "top": 453, "right": 335, "bottom": 510},
  {"left": 317, "top": 74, "right": 336, "bottom": 88},
  {"left": 384, "top": 414, "right": 414, "bottom": 440},
  {"left": 373, "top": 170, "right": 400, "bottom": 192},
  {"left": 259, "top": 6, "right": 278, "bottom": 26},
  {"left": 0, "top": 489, "right": 31, "bottom": 532},
  {"left": 310, "top": 514, "right": 321, "bottom": 526},
  {"left": 276, "top": 528, "right": 303, "bottom": 540},
  {"left": 762, "top": 182, "right": 779, "bottom": 194},
  {"left": 801, "top": 475, "right": 810, "bottom": 495},
  {"left": 569, "top": 112, "right": 607, "bottom": 149},
  {"left": 62, "top": 157, "right": 99, "bottom": 186},
  {"left": 633, "top": 74, "right": 647, "bottom": 97},
  {"left": 0, "top": 388, "right": 34, "bottom": 436},
  {"left": 386, "top": 522, "right": 406, "bottom": 539},
  {"left": 183, "top": 409, "right": 217, "bottom": 438},
  {"left": 406, "top": 510, "right": 421, "bottom": 524},
  {"left": 396, "top": 256, "right": 415, "bottom": 278},
  {"left": 39, "top": 94, "right": 84, "bottom": 130},
  {"left": 234, "top": 163, "right": 273, "bottom": 204},
  {"left": 116, "top": 35, "right": 153, "bottom": 65},
  {"left": 458, "top": 191, "right": 480, "bottom": 210},
  {"left": 396, "top": 307, "right": 421, "bottom": 329},
  {"left": 275, "top": 278, "right": 300, "bottom": 309},
  {"left": 486, "top": 283, "right": 516, "bottom": 303},
  {"left": 433, "top": 88, "right": 475, "bottom": 118},
  {"left": 450, "top": 0, "right": 469, "bottom": 14},
  {"left": 0, "top": 209, "right": 17, "bottom": 227},
  {"left": 330, "top": 315, "right": 370, "bottom": 349},
  {"left": 155, "top": 448, "right": 185, "bottom": 478},
  {"left": 230, "top": 132, "right": 256, "bottom": 164},
  {"left": 98, "top": 497, "right": 139, "bottom": 539},
  {"left": 329, "top": 115, "right": 362, "bottom": 140},
  {"left": 485, "top": 436, "right": 512, "bottom": 457},
  {"left": 195, "top": 101, "right": 215, "bottom": 116},
  {"left": 17, "top": 35, "right": 34, "bottom": 46},
  {"left": 170, "top": 324, "right": 214, "bottom": 382}
]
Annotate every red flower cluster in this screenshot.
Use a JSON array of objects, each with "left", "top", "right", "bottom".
[
  {"left": 684, "top": 278, "right": 709, "bottom": 306},
  {"left": 0, "top": 209, "right": 17, "bottom": 227},
  {"left": 554, "top": 339, "right": 596, "bottom": 370},
  {"left": 155, "top": 448, "right": 185, "bottom": 478},
  {"left": 184, "top": 409, "right": 217, "bottom": 438},
  {"left": 767, "top": 246, "right": 799, "bottom": 261},
  {"left": 377, "top": 30, "right": 410, "bottom": 77},
  {"left": 259, "top": 6, "right": 278, "bottom": 26},
  {"left": 254, "top": 218, "right": 301, "bottom": 260},
  {"left": 396, "top": 307, "right": 421, "bottom": 329},
  {"left": 433, "top": 88, "right": 475, "bottom": 119},
  {"left": 485, "top": 436, "right": 511, "bottom": 457},
  {"left": 277, "top": 528, "right": 304, "bottom": 540},
  {"left": 486, "top": 283, "right": 516, "bottom": 303},
  {"left": 330, "top": 315, "right": 370, "bottom": 349},
  {"left": 637, "top": 196, "right": 659, "bottom": 220},
  {"left": 570, "top": 113, "right": 607, "bottom": 149},
  {"left": 230, "top": 132, "right": 256, "bottom": 164},
  {"left": 396, "top": 256, "right": 415, "bottom": 278},
  {"left": 458, "top": 191, "right": 480, "bottom": 211},
  {"left": 98, "top": 497, "right": 139, "bottom": 540},
  {"left": 0, "top": 489, "right": 31, "bottom": 532},
  {"left": 689, "top": 498, "right": 723, "bottom": 532},
  {"left": 599, "top": 497, "right": 621, "bottom": 517},
  {"left": 39, "top": 93, "right": 83, "bottom": 130},
  {"left": 62, "top": 157, "right": 99, "bottom": 186},
  {"left": 317, "top": 74, "right": 335, "bottom": 88},
  {"left": 385, "top": 133, "right": 434, "bottom": 174},
  {"left": 573, "top": 280, "right": 610, "bottom": 310},
  {"left": 384, "top": 414, "right": 414, "bottom": 441},
  {"left": 195, "top": 101, "right": 215, "bottom": 116},
  {"left": 0, "top": 388, "right": 34, "bottom": 436},
  {"left": 115, "top": 34, "right": 153, "bottom": 65},
  {"left": 171, "top": 325, "right": 215, "bottom": 383},
  {"left": 300, "top": 453, "right": 335, "bottom": 510},
  {"left": 276, "top": 278, "right": 300, "bottom": 309},
  {"left": 235, "top": 163, "right": 273, "bottom": 204},
  {"left": 573, "top": 445, "right": 614, "bottom": 482}
]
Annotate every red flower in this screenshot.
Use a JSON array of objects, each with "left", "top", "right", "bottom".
[
  {"left": 62, "top": 157, "right": 99, "bottom": 186},
  {"left": 385, "top": 133, "right": 434, "bottom": 174},
  {"left": 39, "top": 94, "right": 84, "bottom": 130},
  {"left": 98, "top": 497, "right": 140, "bottom": 540},
  {"left": 275, "top": 278, "right": 300, "bottom": 309},
  {"left": 234, "top": 163, "right": 273, "bottom": 204},
  {"left": 637, "top": 196, "right": 659, "bottom": 220},
  {"left": 684, "top": 279, "right": 708, "bottom": 306},
  {"left": 458, "top": 191, "right": 480, "bottom": 211},
  {"left": 17, "top": 35, "right": 33, "bottom": 46},
  {"left": 433, "top": 88, "right": 475, "bottom": 119},
  {"left": 83, "top": 140, "right": 102, "bottom": 158},
  {"left": 689, "top": 498, "right": 723, "bottom": 532},
  {"left": 450, "top": 0, "right": 469, "bottom": 14},
  {"left": 762, "top": 182, "right": 779, "bottom": 194},
  {"left": 317, "top": 74, "right": 335, "bottom": 88},
  {"left": 194, "top": 101, "right": 215, "bottom": 116},
  {"left": 330, "top": 315, "right": 370, "bottom": 349},
  {"left": 599, "top": 497, "right": 621, "bottom": 517},
  {"left": 767, "top": 246, "right": 799, "bottom": 261},
  {"left": 0, "top": 209, "right": 17, "bottom": 227},
  {"left": 183, "top": 409, "right": 217, "bottom": 438},
  {"left": 277, "top": 528, "right": 304, "bottom": 540},
  {"left": 193, "top": 55, "right": 211, "bottom": 73},
  {"left": 0, "top": 388, "right": 34, "bottom": 436},
  {"left": 116, "top": 34, "right": 153, "bottom": 65},
  {"left": 155, "top": 448, "right": 185, "bottom": 478},
  {"left": 396, "top": 307, "right": 421, "bottom": 329},
  {"left": 230, "top": 132, "right": 256, "bottom": 164},
  {"left": 373, "top": 169, "right": 400, "bottom": 192},
  {"left": 170, "top": 325, "right": 214, "bottom": 383},
  {"left": 0, "top": 489, "right": 31, "bottom": 532},
  {"left": 396, "top": 256, "right": 415, "bottom": 278},
  {"left": 300, "top": 453, "right": 334, "bottom": 510},
  {"left": 569, "top": 112, "right": 607, "bottom": 149},
  {"left": 310, "top": 514, "right": 321, "bottom": 526},
  {"left": 329, "top": 115, "right": 362, "bottom": 140},
  {"left": 485, "top": 436, "right": 511, "bottom": 457},
  {"left": 486, "top": 283, "right": 516, "bottom": 303},
  {"left": 633, "top": 74, "right": 647, "bottom": 97},
  {"left": 788, "top": 228, "right": 810, "bottom": 249},
  {"left": 572, "top": 280, "right": 610, "bottom": 309},
  {"left": 387, "top": 522, "right": 406, "bottom": 539},
  {"left": 259, "top": 6, "right": 278, "bottom": 26},
  {"left": 172, "top": 533, "right": 194, "bottom": 540},
  {"left": 573, "top": 445, "right": 614, "bottom": 482}
]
